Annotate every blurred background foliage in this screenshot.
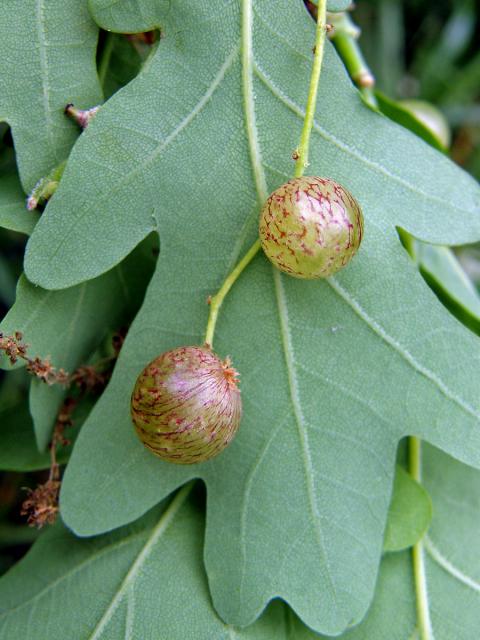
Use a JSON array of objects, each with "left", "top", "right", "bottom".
[
  {"left": 0, "top": 0, "right": 479, "bottom": 574},
  {"left": 355, "top": 0, "right": 480, "bottom": 290}
]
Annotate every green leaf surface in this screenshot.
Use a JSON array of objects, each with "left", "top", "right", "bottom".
[
  {"left": 2, "top": 445, "right": 479, "bottom": 639},
  {"left": 0, "top": 486, "right": 295, "bottom": 640},
  {"left": 383, "top": 465, "right": 432, "bottom": 553},
  {"left": 0, "top": 366, "right": 47, "bottom": 473},
  {"left": 311, "top": 444, "right": 480, "bottom": 639},
  {"left": 0, "top": 200, "right": 32, "bottom": 239},
  {"left": 24, "top": 1, "right": 480, "bottom": 287},
  {"left": 0, "top": 237, "right": 157, "bottom": 450},
  {"left": 0, "top": 148, "right": 39, "bottom": 236},
  {"left": 0, "top": 402, "right": 52, "bottom": 471},
  {"left": 0, "top": 397, "right": 75, "bottom": 471},
  {"left": 0, "top": 0, "right": 102, "bottom": 191},
  {"left": 412, "top": 241, "right": 480, "bottom": 336},
  {"left": 375, "top": 91, "right": 447, "bottom": 152},
  {"left": 19, "top": 0, "right": 480, "bottom": 635},
  {"left": 0, "top": 365, "right": 93, "bottom": 471}
]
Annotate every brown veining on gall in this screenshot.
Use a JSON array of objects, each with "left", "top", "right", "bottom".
[
  {"left": 259, "top": 177, "right": 364, "bottom": 279},
  {"left": 131, "top": 346, "right": 242, "bottom": 464}
]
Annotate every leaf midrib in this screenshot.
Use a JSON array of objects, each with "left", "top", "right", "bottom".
[
  {"left": 242, "top": 0, "right": 339, "bottom": 612},
  {"left": 35, "top": 0, "right": 56, "bottom": 162}
]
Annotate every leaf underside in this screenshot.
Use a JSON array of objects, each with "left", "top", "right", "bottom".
[
  {"left": 314, "top": 444, "right": 480, "bottom": 640},
  {"left": 0, "top": 0, "right": 157, "bottom": 456},
  {"left": 1, "top": 444, "right": 479, "bottom": 639},
  {"left": 0, "top": 237, "right": 157, "bottom": 450},
  {"left": 2, "top": 0, "right": 480, "bottom": 635},
  {"left": 0, "top": 487, "right": 292, "bottom": 640},
  {"left": 0, "top": 0, "right": 102, "bottom": 191}
]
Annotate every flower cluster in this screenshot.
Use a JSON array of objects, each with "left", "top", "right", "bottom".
[
  {"left": 1, "top": 328, "right": 127, "bottom": 527},
  {"left": 0, "top": 331, "right": 69, "bottom": 385},
  {"left": 21, "top": 480, "right": 61, "bottom": 529}
]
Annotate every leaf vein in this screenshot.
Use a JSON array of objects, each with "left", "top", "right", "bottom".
[
  {"left": 124, "top": 587, "right": 135, "bottom": 640},
  {"left": 242, "top": 0, "right": 268, "bottom": 202},
  {"left": 327, "top": 277, "right": 479, "bottom": 422},
  {"left": 35, "top": 0, "right": 56, "bottom": 162},
  {"left": 425, "top": 536, "right": 480, "bottom": 593},
  {"left": 0, "top": 531, "right": 145, "bottom": 619}
]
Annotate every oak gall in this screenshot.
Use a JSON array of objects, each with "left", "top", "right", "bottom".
[
  {"left": 259, "top": 177, "right": 364, "bottom": 278},
  {"left": 131, "top": 346, "right": 241, "bottom": 464}
]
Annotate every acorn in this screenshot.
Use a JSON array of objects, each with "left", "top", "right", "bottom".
[
  {"left": 259, "top": 176, "right": 364, "bottom": 278},
  {"left": 131, "top": 346, "right": 241, "bottom": 464}
]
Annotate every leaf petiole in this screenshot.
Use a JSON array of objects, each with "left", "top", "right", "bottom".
[
  {"left": 327, "top": 11, "right": 377, "bottom": 108},
  {"left": 204, "top": 239, "right": 261, "bottom": 347},
  {"left": 294, "top": 0, "right": 328, "bottom": 177},
  {"left": 408, "top": 436, "right": 434, "bottom": 640}
]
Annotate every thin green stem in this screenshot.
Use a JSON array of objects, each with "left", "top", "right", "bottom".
[
  {"left": 408, "top": 436, "right": 421, "bottom": 481},
  {"left": 98, "top": 31, "right": 115, "bottom": 89},
  {"left": 408, "top": 436, "right": 434, "bottom": 640},
  {"left": 294, "top": 0, "right": 328, "bottom": 177},
  {"left": 328, "top": 12, "right": 378, "bottom": 109},
  {"left": 204, "top": 239, "right": 261, "bottom": 347},
  {"left": 203, "top": 0, "right": 329, "bottom": 348}
]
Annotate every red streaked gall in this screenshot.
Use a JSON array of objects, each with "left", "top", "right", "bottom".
[
  {"left": 259, "top": 177, "right": 364, "bottom": 279},
  {"left": 131, "top": 346, "right": 241, "bottom": 464}
]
